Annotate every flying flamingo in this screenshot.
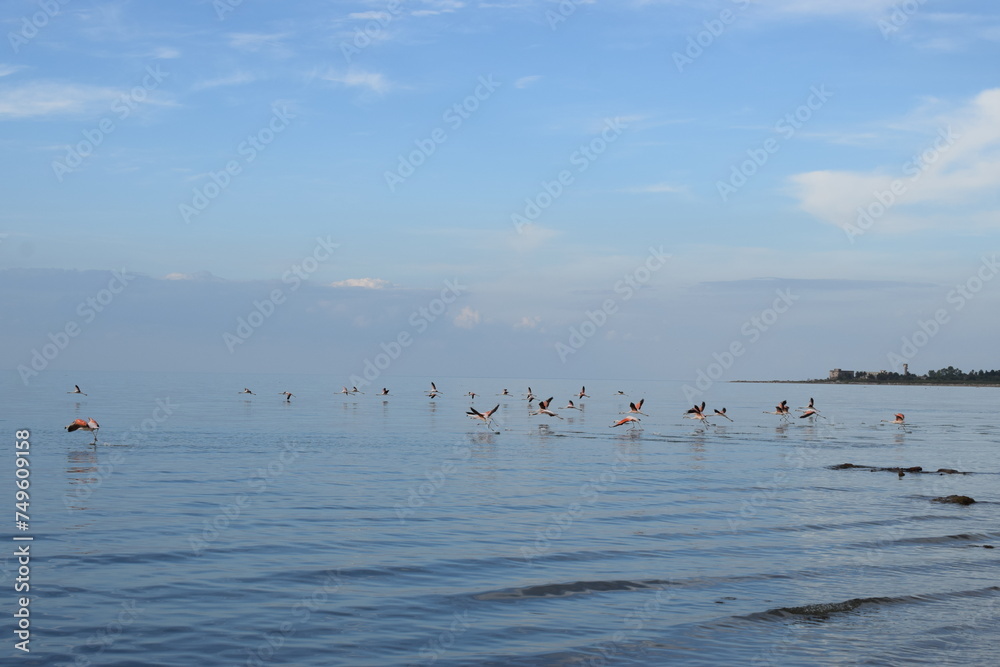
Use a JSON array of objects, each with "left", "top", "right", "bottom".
[
  {"left": 797, "top": 397, "right": 818, "bottom": 412},
  {"left": 466, "top": 391, "right": 477, "bottom": 400},
  {"left": 881, "top": 413, "right": 906, "bottom": 427},
  {"left": 713, "top": 407, "right": 733, "bottom": 422},
  {"left": 562, "top": 400, "right": 580, "bottom": 410},
  {"left": 241, "top": 388, "right": 255, "bottom": 395},
  {"left": 280, "top": 392, "right": 293, "bottom": 402},
  {"left": 65, "top": 417, "right": 100, "bottom": 443},
  {"left": 426, "top": 382, "right": 441, "bottom": 399},
  {"left": 68, "top": 384, "right": 87, "bottom": 396},
  {"left": 577, "top": 386, "right": 589, "bottom": 399},
  {"left": 799, "top": 407, "right": 825, "bottom": 420},
  {"left": 499, "top": 388, "right": 510, "bottom": 396},
  {"left": 379, "top": 388, "right": 390, "bottom": 396},
  {"left": 525, "top": 387, "right": 537, "bottom": 403},
  {"left": 621, "top": 399, "right": 646, "bottom": 415},
  {"left": 532, "top": 397, "right": 563, "bottom": 419},
  {"left": 467, "top": 404, "right": 500, "bottom": 432},
  {"left": 685, "top": 401, "right": 705, "bottom": 415},
  {"left": 684, "top": 402, "right": 711, "bottom": 426},
  {"left": 611, "top": 415, "right": 641, "bottom": 430},
  {"left": 764, "top": 400, "right": 791, "bottom": 422}
]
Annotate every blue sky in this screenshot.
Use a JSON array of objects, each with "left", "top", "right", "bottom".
[{"left": 2, "top": 0, "right": 999, "bottom": 384}]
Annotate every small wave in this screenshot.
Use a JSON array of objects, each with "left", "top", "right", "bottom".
[
  {"left": 474, "top": 578, "right": 670, "bottom": 600},
  {"left": 889, "top": 532, "right": 1000, "bottom": 545},
  {"left": 743, "top": 585, "right": 1000, "bottom": 623}
]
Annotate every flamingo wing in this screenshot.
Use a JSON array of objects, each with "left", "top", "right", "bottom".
[{"left": 65, "top": 419, "right": 88, "bottom": 432}]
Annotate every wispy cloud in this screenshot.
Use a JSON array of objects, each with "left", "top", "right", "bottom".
[
  {"left": 151, "top": 47, "right": 181, "bottom": 59},
  {"left": 322, "top": 68, "right": 393, "bottom": 94},
  {"left": 329, "top": 277, "right": 393, "bottom": 289},
  {"left": 227, "top": 32, "right": 293, "bottom": 57},
  {"left": 514, "top": 75, "right": 542, "bottom": 89},
  {"left": 191, "top": 71, "right": 257, "bottom": 92},
  {"left": 453, "top": 305, "right": 481, "bottom": 328},
  {"left": 0, "top": 64, "right": 26, "bottom": 78},
  {"left": 764, "top": 0, "right": 900, "bottom": 17},
  {"left": 790, "top": 87, "right": 1000, "bottom": 234},
  {"left": 621, "top": 182, "right": 688, "bottom": 194},
  {"left": 412, "top": 0, "right": 466, "bottom": 16},
  {"left": 0, "top": 82, "right": 122, "bottom": 119}
]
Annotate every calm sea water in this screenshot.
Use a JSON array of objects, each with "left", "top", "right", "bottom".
[{"left": 2, "top": 370, "right": 998, "bottom": 666}]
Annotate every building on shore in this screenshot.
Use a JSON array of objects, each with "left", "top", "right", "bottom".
[{"left": 829, "top": 369, "right": 855, "bottom": 380}]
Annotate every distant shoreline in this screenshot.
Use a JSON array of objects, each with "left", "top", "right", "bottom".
[{"left": 731, "top": 380, "right": 1000, "bottom": 387}]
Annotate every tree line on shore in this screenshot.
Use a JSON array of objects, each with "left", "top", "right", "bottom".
[{"left": 823, "top": 366, "right": 1000, "bottom": 384}]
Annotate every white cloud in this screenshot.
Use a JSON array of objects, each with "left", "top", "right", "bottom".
[
  {"left": 162, "top": 271, "right": 220, "bottom": 282},
  {"left": 514, "top": 75, "right": 542, "bottom": 89},
  {"left": 322, "top": 68, "right": 392, "bottom": 94},
  {"left": 0, "top": 82, "right": 122, "bottom": 119},
  {"left": 152, "top": 47, "right": 181, "bottom": 59},
  {"left": 621, "top": 182, "right": 688, "bottom": 194},
  {"left": 329, "top": 277, "right": 393, "bottom": 289},
  {"left": 507, "top": 223, "right": 560, "bottom": 252},
  {"left": 192, "top": 71, "right": 257, "bottom": 92},
  {"left": 412, "top": 0, "right": 466, "bottom": 16},
  {"left": 227, "top": 32, "right": 292, "bottom": 57},
  {"left": 0, "top": 64, "right": 25, "bottom": 78},
  {"left": 764, "top": 0, "right": 900, "bottom": 17},
  {"left": 790, "top": 87, "right": 1000, "bottom": 234},
  {"left": 454, "top": 306, "right": 481, "bottom": 328},
  {"left": 349, "top": 11, "right": 391, "bottom": 21},
  {"left": 514, "top": 316, "right": 541, "bottom": 329}
]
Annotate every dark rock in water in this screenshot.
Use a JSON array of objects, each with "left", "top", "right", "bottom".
[
  {"left": 932, "top": 495, "right": 976, "bottom": 505},
  {"left": 830, "top": 463, "right": 972, "bottom": 475},
  {"left": 984, "top": 545, "right": 995, "bottom": 549}
]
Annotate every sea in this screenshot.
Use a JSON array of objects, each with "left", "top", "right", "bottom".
[{"left": 2, "top": 370, "right": 998, "bottom": 666}]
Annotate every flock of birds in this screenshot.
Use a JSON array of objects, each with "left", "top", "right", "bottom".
[{"left": 62, "top": 382, "right": 909, "bottom": 443}]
